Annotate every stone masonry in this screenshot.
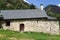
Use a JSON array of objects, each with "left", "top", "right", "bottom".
[{"left": 2, "top": 20, "right": 59, "bottom": 35}]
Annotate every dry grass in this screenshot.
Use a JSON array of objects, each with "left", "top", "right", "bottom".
[
  {"left": 19, "top": 39, "right": 34, "bottom": 40},
  {"left": 9, "top": 37, "right": 17, "bottom": 40},
  {"left": 9, "top": 37, "right": 34, "bottom": 40},
  {"left": 0, "top": 34, "right": 5, "bottom": 37}
]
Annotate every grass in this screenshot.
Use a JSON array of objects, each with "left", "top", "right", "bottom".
[{"left": 0, "top": 30, "right": 60, "bottom": 40}]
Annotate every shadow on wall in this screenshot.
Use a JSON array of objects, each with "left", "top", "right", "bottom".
[{"left": 0, "top": 22, "right": 3, "bottom": 29}]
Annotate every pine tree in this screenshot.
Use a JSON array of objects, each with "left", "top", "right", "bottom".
[{"left": 30, "top": 4, "right": 36, "bottom": 9}]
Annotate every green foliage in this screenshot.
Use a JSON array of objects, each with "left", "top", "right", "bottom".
[
  {"left": 47, "top": 12, "right": 60, "bottom": 18},
  {"left": 45, "top": 5, "right": 60, "bottom": 18},
  {"left": 30, "top": 4, "right": 36, "bottom": 9},
  {"left": 0, "top": 0, "right": 36, "bottom": 10},
  {"left": 0, "top": 30, "right": 60, "bottom": 40}
]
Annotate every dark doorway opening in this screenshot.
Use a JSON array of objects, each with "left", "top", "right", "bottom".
[
  {"left": 0, "top": 21, "right": 3, "bottom": 29},
  {"left": 20, "top": 24, "right": 24, "bottom": 31}
]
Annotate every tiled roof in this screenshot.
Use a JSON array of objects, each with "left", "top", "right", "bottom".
[{"left": 0, "top": 9, "right": 56, "bottom": 19}]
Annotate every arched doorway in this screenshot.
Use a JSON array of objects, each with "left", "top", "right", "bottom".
[{"left": 20, "top": 24, "right": 24, "bottom": 31}]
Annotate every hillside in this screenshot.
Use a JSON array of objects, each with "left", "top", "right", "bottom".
[
  {"left": 45, "top": 5, "right": 60, "bottom": 18},
  {"left": 0, "top": 0, "right": 36, "bottom": 10}
]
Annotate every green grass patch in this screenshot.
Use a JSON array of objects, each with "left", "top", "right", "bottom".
[{"left": 0, "top": 30, "right": 60, "bottom": 40}]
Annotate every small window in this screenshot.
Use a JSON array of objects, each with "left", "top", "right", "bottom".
[{"left": 6, "top": 21, "right": 10, "bottom": 26}]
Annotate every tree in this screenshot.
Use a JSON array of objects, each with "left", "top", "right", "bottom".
[{"left": 30, "top": 4, "right": 36, "bottom": 9}]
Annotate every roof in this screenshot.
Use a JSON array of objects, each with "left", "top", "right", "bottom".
[{"left": 0, "top": 9, "right": 56, "bottom": 20}]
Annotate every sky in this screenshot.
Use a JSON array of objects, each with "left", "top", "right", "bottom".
[{"left": 24, "top": 0, "right": 60, "bottom": 8}]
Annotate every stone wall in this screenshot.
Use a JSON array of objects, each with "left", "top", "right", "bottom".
[{"left": 2, "top": 20, "right": 59, "bottom": 35}]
